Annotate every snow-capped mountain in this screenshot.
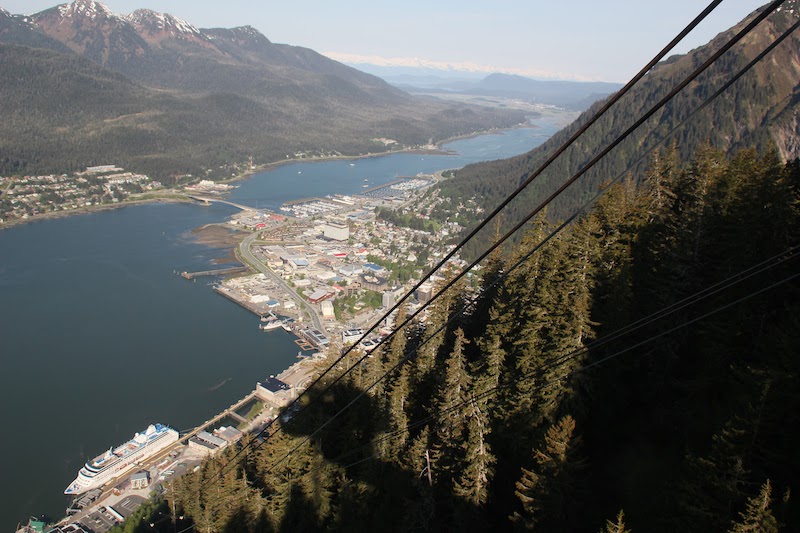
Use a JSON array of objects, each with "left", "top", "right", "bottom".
[{"left": 124, "top": 8, "right": 208, "bottom": 46}]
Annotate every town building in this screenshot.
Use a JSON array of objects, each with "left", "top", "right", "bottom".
[
  {"left": 214, "top": 426, "right": 243, "bottom": 444},
  {"left": 308, "top": 289, "right": 335, "bottom": 303},
  {"left": 382, "top": 291, "right": 396, "bottom": 309},
  {"left": 361, "top": 274, "right": 389, "bottom": 291},
  {"left": 130, "top": 471, "right": 150, "bottom": 490},
  {"left": 256, "top": 376, "right": 293, "bottom": 407},
  {"left": 323, "top": 220, "right": 349, "bottom": 241},
  {"left": 320, "top": 300, "right": 335, "bottom": 319}
]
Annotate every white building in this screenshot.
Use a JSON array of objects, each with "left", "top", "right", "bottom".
[
  {"left": 320, "top": 300, "right": 335, "bottom": 319},
  {"left": 323, "top": 221, "right": 349, "bottom": 241},
  {"left": 382, "top": 291, "right": 396, "bottom": 309}
]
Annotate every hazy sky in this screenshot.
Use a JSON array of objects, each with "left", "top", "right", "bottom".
[{"left": 1, "top": 0, "right": 771, "bottom": 81}]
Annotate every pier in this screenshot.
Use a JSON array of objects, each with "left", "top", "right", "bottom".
[
  {"left": 214, "top": 285, "right": 263, "bottom": 316},
  {"left": 181, "top": 391, "right": 261, "bottom": 443},
  {"left": 180, "top": 266, "right": 249, "bottom": 279}
]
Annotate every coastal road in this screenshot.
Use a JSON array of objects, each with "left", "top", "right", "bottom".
[{"left": 237, "top": 231, "right": 326, "bottom": 333}]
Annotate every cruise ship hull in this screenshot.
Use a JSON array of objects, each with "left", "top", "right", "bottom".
[{"left": 65, "top": 424, "right": 179, "bottom": 495}]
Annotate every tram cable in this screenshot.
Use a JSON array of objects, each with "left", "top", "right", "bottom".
[
  {"left": 213, "top": 0, "right": 728, "bottom": 462},
  {"left": 197, "top": 0, "right": 788, "bottom": 493},
  {"left": 252, "top": 0, "right": 792, "bottom": 475},
  {"left": 309, "top": 260, "right": 800, "bottom": 476}
]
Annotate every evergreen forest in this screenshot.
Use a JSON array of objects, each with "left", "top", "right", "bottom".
[{"left": 163, "top": 146, "right": 800, "bottom": 532}]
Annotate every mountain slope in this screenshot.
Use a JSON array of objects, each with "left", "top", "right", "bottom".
[
  {"left": 0, "top": 0, "right": 526, "bottom": 178},
  {"left": 0, "top": 42, "right": 522, "bottom": 179},
  {"left": 22, "top": 0, "right": 409, "bottom": 105},
  {"left": 438, "top": 2, "right": 800, "bottom": 260},
  {"left": 0, "top": 7, "right": 70, "bottom": 52}
]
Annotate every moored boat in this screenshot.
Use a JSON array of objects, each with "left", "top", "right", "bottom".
[
  {"left": 260, "top": 319, "right": 282, "bottom": 331},
  {"left": 64, "top": 424, "right": 178, "bottom": 495}
]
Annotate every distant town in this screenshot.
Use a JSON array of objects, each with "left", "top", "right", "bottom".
[{"left": 0, "top": 165, "right": 164, "bottom": 224}]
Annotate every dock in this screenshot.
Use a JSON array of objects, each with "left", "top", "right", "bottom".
[
  {"left": 214, "top": 285, "right": 263, "bottom": 316},
  {"left": 294, "top": 338, "right": 315, "bottom": 350},
  {"left": 181, "top": 266, "right": 249, "bottom": 279},
  {"left": 181, "top": 391, "right": 260, "bottom": 443}
]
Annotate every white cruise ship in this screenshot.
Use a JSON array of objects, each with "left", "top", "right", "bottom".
[{"left": 64, "top": 423, "right": 179, "bottom": 495}]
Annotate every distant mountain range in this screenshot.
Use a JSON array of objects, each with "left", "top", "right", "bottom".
[
  {"left": 348, "top": 65, "right": 623, "bottom": 111},
  {"left": 0, "top": 0, "right": 526, "bottom": 179}
]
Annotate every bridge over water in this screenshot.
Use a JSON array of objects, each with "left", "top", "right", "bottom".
[{"left": 187, "top": 195, "right": 253, "bottom": 211}]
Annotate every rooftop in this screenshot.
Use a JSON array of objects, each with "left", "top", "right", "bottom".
[{"left": 261, "top": 377, "right": 290, "bottom": 393}]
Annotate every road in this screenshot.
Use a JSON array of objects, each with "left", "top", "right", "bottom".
[{"left": 237, "top": 231, "right": 326, "bottom": 333}]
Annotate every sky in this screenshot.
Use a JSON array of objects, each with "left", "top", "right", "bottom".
[{"left": 0, "top": 0, "right": 771, "bottom": 82}]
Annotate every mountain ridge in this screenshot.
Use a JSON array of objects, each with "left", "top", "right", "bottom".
[
  {"left": 0, "top": 0, "right": 526, "bottom": 179},
  {"left": 439, "top": 1, "right": 800, "bottom": 260}
]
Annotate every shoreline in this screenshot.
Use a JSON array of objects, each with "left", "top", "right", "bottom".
[
  {"left": 0, "top": 120, "right": 538, "bottom": 231},
  {"left": 216, "top": 120, "right": 534, "bottom": 185},
  {"left": 0, "top": 194, "right": 193, "bottom": 231}
]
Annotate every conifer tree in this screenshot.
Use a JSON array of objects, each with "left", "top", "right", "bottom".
[
  {"left": 472, "top": 303, "right": 509, "bottom": 398},
  {"left": 642, "top": 144, "right": 679, "bottom": 222},
  {"left": 600, "top": 510, "right": 632, "bottom": 533},
  {"left": 430, "top": 328, "right": 471, "bottom": 478},
  {"left": 728, "top": 480, "right": 780, "bottom": 533},
  {"left": 385, "top": 363, "right": 411, "bottom": 457},
  {"left": 453, "top": 394, "right": 494, "bottom": 507},
  {"left": 400, "top": 426, "right": 437, "bottom": 531},
  {"left": 511, "top": 415, "right": 587, "bottom": 532}
]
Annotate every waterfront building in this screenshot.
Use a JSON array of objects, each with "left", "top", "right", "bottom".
[
  {"left": 214, "top": 426, "right": 243, "bottom": 443},
  {"left": 130, "top": 471, "right": 149, "bottom": 490},
  {"left": 256, "top": 377, "right": 293, "bottom": 407},
  {"left": 188, "top": 437, "right": 218, "bottom": 456},
  {"left": 303, "top": 328, "right": 331, "bottom": 348}
]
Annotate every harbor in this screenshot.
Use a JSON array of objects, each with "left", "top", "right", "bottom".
[
  {"left": 1, "top": 118, "right": 566, "bottom": 531},
  {"left": 50, "top": 354, "right": 321, "bottom": 533}
]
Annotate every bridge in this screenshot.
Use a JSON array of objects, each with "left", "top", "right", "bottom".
[{"left": 186, "top": 195, "right": 254, "bottom": 211}]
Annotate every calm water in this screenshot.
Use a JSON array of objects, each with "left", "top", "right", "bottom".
[
  {"left": 0, "top": 115, "right": 562, "bottom": 529},
  {"left": 228, "top": 116, "right": 565, "bottom": 210}
]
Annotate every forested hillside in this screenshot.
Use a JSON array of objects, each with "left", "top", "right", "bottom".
[
  {"left": 166, "top": 147, "right": 799, "bottom": 532},
  {"left": 0, "top": 1, "right": 526, "bottom": 179},
  {"left": 438, "top": 3, "right": 800, "bottom": 261},
  {"left": 0, "top": 43, "right": 523, "bottom": 180}
]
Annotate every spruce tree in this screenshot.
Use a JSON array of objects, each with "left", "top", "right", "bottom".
[
  {"left": 728, "top": 480, "right": 779, "bottom": 533},
  {"left": 511, "top": 415, "right": 587, "bottom": 532},
  {"left": 430, "top": 328, "right": 471, "bottom": 479},
  {"left": 453, "top": 393, "right": 494, "bottom": 507},
  {"left": 600, "top": 510, "right": 632, "bottom": 533}
]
